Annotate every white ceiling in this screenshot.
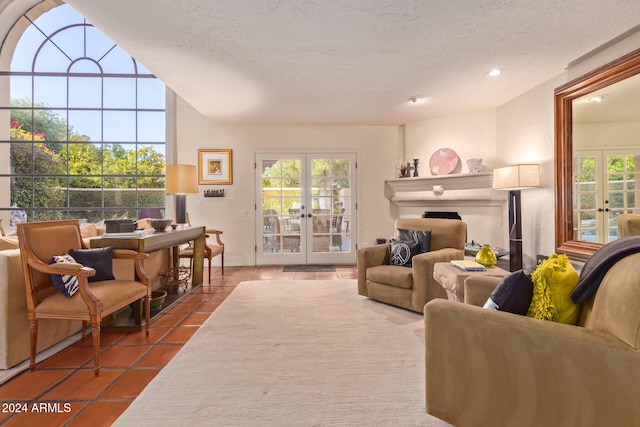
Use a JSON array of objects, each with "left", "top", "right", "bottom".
[{"left": 63, "top": 0, "right": 640, "bottom": 126}]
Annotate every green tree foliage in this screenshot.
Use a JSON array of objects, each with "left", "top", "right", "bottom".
[
  {"left": 261, "top": 158, "right": 350, "bottom": 214},
  {"left": 9, "top": 99, "right": 166, "bottom": 220}
]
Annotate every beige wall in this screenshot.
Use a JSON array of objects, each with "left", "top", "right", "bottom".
[
  {"left": 402, "top": 110, "right": 502, "bottom": 250},
  {"left": 174, "top": 97, "right": 399, "bottom": 266}
]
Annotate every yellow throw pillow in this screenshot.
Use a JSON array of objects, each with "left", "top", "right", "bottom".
[{"left": 527, "top": 253, "right": 581, "bottom": 324}]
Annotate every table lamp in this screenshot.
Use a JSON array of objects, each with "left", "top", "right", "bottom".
[
  {"left": 492, "top": 164, "right": 540, "bottom": 271},
  {"left": 165, "top": 164, "right": 198, "bottom": 225}
]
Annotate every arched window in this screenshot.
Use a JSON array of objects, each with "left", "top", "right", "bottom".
[{"left": 0, "top": 4, "right": 165, "bottom": 224}]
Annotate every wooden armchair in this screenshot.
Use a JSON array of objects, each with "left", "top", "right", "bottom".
[
  {"left": 17, "top": 219, "right": 151, "bottom": 376},
  {"left": 178, "top": 214, "right": 224, "bottom": 282}
]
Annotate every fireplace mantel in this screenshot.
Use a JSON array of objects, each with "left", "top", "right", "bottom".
[{"left": 385, "top": 172, "right": 506, "bottom": 207}]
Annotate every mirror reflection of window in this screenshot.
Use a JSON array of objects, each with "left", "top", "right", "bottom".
[{"left": 571, "top": 73, "right": 640, "bottom": 244}]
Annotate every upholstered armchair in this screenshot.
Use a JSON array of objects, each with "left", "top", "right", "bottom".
[
  {"left": 424, "top": 252, "right": 640, "bottom": 426},
  {"left": 616, "top": 213, "right": 640, "bottom": 237},
  {"left": 17, "top": 219, "right": 151, "bottom": 376},
  {"left": 357, "top": 218, "right": 466, "bottom": 313}
]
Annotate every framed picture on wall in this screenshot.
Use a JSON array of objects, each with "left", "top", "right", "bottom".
[{"left": 198, "top": 149, "right": 233, "bottom": 184}]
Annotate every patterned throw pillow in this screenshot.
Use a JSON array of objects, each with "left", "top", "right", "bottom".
[
  {"left": 389, "top": 239, "right": 421, "bottom": 267},
  {"left": 397, "top": 229, "right": 431, "bottom": 253},
  {"left": 49, "top": 254, "right": 80, "bottom": 298}
]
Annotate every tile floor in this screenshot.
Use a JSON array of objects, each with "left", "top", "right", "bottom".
[{"left": 0, "top": 265, "right": 357, "bottom": 426}]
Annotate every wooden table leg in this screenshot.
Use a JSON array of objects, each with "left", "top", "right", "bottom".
[{"left": 191, "top": 230, "right": 205, "bottom": 286}]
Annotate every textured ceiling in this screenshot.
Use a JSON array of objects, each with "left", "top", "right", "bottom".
[{"left": 63, "top": 0, "right": 640, "bottom": 126}]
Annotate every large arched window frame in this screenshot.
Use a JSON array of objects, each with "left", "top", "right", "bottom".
[{"left": 0, "top": 3, "right": 166, "bottom": 225}]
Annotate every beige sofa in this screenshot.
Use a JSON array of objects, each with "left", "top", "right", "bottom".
[
  {"left": 0, "top": 224, "right": 170, "bottom": 370},
  {"left": 357, "top": 218, "right": 466, "bottom": 313},
  {"left": 424, "top": 253, "right": 640, "bottom": 426}
]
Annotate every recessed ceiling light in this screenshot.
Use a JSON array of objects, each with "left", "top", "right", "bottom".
[
  {"left": 588, "top": 95, "right": 605, "bottom": 103},
  {"left": 408, "top": 95, "right": 426, "bottom": 104},
  {"left": 486, "top": 69, "right": 502, "bottom": 77}
]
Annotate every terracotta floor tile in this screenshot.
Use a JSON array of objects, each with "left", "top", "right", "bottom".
[
  {"left": 252, "top": 271, "right": 276, "bottom": 279},
  {"left": 0, "top": 369, "right": 74, "bottom": 400},
  {"left": 67, "top": 400, "right": 130, "bottom": 427},
  {"left": 100, "top": 368, "right": 160, "bottom": 399},
  {"left": 295, "top": 272, "right": 319, "bottom": 280},
  {"left": 98, "top": 345, "right": 151, "bottom": 368},
  {"left": 2, "top": 402, "right": 86, "bottom": 427},
  {"left": 160, "top": 326, "right": 198, "bottom": 344},
  {"left": 182, "top": 292, "right": 212, "bottom": 303},
  {"left": 150, "top": 312, "right": 187, "bottom": 327},
  {"left": 193, "top": 300, "right": 222, "bottom": 312},
  {"left": 40, "top": 368, "right": 124, "bottom": 400},
  {"left": 71, "top": 331, "right": 127, "bottom": 348},
  {"left": 208, "top": 293, "right": 229, "bottom": 302},
  {"left": 117, "top": 329, "right": 169, "bottom": 345},
  {"left": 212, "top": 286, "right": 237, "bottom": 296},
  {"left": 165, "top": 302, "right": 199, "bottom": 314},
  {"left": 134, "top": 344, "right": 181, "bottom": 368},
  {"left": 275, "top": 271, "right": 298, "bottom": 280},
  {"left": 36, "top": 346, "right": 94, "bottom": 370},
  {"left": 317, "top": 272, "right": 340, "bottom": 280},
  {"left": 179, "top": 312, "right": 211, "bottom": 326}
]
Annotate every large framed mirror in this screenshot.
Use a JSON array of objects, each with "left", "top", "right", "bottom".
[{"left": 555, "top": 48, "right": 640, "bottom": 261}]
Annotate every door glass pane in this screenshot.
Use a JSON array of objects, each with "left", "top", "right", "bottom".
[{"left": 260, "top": 159, "right": 302, "bottom": 254}]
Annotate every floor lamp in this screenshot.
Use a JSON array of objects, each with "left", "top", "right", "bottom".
[
  {"left": 492, "top": 164, "right": 540, "bottom": 271},
  {"left": 165, "top": 164, "right": 198, "bottom": 225}
]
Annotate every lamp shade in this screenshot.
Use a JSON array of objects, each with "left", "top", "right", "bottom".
[
  {"left": 166, "top": 164, "right": 198, "bottom": 195},
  {"left": 492, "top": 164, "right": 540, "bottom": 190}
]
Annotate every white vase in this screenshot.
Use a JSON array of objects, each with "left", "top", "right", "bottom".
[{"left": 467, "top": 158, "right": 483, "bottom": 173}]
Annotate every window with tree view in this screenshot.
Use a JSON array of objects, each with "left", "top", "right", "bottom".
[{"left": 0, "top": 4, "right": 165, "bottom": 226}]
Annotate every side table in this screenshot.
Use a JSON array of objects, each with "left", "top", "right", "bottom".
[{"left": 433, "top": 262, "right": 509, "bottom": 303}]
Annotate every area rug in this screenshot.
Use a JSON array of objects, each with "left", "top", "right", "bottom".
[
  {"left": 114, "top": 280, "right": 451, "bottom": 426},
  {"left": 282, "top": 264, "right": 336, "bottom": 272}
]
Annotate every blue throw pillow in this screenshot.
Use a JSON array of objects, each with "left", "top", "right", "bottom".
[
  {"left": 69, "top": 247, "right": 115, "bottom": 282},
  {"left": 49, "top": 254, "right": 80, "bottom": 297},
  {"left": 389, "top": 239, "right": 421, "bottom": 267},
  {"left": 483, "top": 270, "right": 533, "bottom": 315}
]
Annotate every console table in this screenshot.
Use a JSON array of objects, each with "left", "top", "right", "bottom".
[{"left": 90, "top": 226, "right": 206, "bottom": 330}]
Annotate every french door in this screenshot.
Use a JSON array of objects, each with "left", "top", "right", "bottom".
[
  {"left": 574, "top": 149, "right": 640, "bottom": 243},
  {"left": 255, "top": 153, "right": 356, "bottom": 265}
]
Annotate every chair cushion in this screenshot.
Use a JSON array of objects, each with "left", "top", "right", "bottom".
[
  {"left": 34, "top": 279, "right": 148, "bottom": 316},
  {"left": 367, "top": 265, "right": 413, "bottom": 289},
  {"left": 69, "top": 247, "right": 115, "bottom": 282},
  {"left": 49, "top": 254, "right": 80, "bottom": 297}
]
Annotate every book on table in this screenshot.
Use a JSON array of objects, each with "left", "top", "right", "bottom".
[
  {"left": 100, "top": 229, "right": 154, "bottom": 239},
  {"left": 450, "top": 260, "right": 487, "bottom": 272}
]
